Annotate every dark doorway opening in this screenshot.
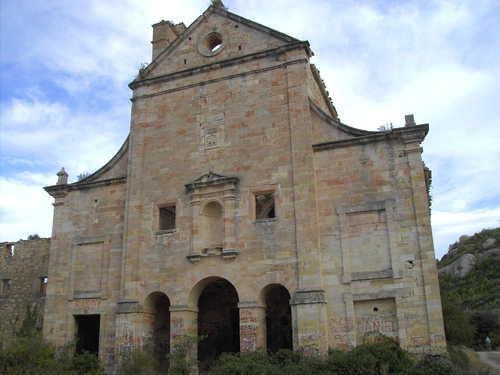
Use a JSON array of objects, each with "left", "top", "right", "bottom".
[
  {"left": 146, "top": 292, "right": 171, "bottom": 371},
  {"left": 74, "top": 315, "right": 100, "bottom": 355},
  {"left": 265, "top": 285, "right": 292, "bottom": 353},
  {"left": 198, "top": 279, "right": 239, "bottom": 371}
]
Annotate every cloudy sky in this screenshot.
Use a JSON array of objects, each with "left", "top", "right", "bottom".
[{"left": 1, "top": 0, "right": 499, "bottom": 258}]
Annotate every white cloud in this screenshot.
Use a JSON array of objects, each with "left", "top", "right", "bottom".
[
  {"left": 432, "top": 207, "right": 500, "bottom": 258},
  {"left": 0, "top": 95, "right": 129, "bottom": 180},
  {"left": 0, "top": 174, "right": 54, "bottom": 241}
]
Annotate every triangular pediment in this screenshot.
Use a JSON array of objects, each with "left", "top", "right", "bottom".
[
  {"left": 185, "top": 171, "right": 239, "bottom": 193},
  {"left": 132, "top": 4, "right": 304, "bottom": 83}
]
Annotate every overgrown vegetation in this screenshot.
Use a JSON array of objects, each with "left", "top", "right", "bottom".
[
  {"left": 210, "top": 339, "right": 491, "bottom": 375},
  {"left": 439, "top": 228, "right": 500, "bottom": 268},
  {"left": 0, "top": 306, "right": 104, "bottom": 375},
  {"left": 438, "top": 228, "right": 500, "bottom": 349}
]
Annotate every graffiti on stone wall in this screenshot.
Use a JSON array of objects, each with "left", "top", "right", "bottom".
[
  {"left": 329, "top": 317, "right": 354, "bottom": 349},
  {"left": 171, "top": 316, "right": 184, "bottom": 339},
  {"left": 116, "top": 320, "right": 142, "bottom": 357},
  {"left": 240, "top": 309, "right": 257, "bottom": 352}
]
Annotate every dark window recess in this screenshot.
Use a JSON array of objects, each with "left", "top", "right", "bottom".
[
  {"left": 75, "top": 315, "right": 100, "bottom": 355},
  {"left": 7, "top": 244, "right": 15, "bottom": 256},
  {"left": 255, "top": 193, "right": 275, "bottom": 219},
  {"left": 159, "top": 205, "right": 176, "bottom": 230},
  {"left": 206, "top": 33, "right": 223, "bottom": 52},
  {"left": 2, "top": 279, "right": 12, "bottom": 296},
  {"left": 40, "top": 277, "right": 48, "bottom": 296}
]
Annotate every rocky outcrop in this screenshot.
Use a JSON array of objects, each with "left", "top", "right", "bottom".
[
  {"left": 439, "top": 253, "right": 477, "bottom": 278},
  {"left": 439, "top": 234, "right": 500, "bottom": 278}
]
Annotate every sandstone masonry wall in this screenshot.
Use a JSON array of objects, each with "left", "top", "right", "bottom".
[{"left": 0, "top": 238, "right": 50, "bottom": 342}]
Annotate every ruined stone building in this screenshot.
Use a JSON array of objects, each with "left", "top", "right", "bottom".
[
  {"left": 39, "top": 1, "right": 445, "bottom": 371},
  {"left": 0, "top": 238, "right": 50, "bottom": 341}
]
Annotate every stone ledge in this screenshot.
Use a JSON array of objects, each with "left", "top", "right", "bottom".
[
  {"left": 73, "top": 291, "right": 102, "bottom": 299},
  {"left": 117, "top": 300, "right": 141, "bottom": 314},
  {"left": 351, "top": 269, "right": 394, "bottom": 281},
  {"left": 187, "top": 248, "right": 239, "bottom": 263},
  {"left": 291, "top": 289, "right": 326, "bottom": 305}
]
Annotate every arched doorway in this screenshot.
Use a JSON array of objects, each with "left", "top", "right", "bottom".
[
  {"left": 145, "top": 292, "right": 170, "bottom": 371},
  {"left": 263, "top": 284, "right": 292, "bottom": 353},
  {"left": 201, "top": 201, "right": 224, "bottom": 251},
  {"left": 197, "top": 278, "right": 239, "bottom": 371}
]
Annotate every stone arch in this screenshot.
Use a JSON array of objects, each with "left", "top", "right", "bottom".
[
  {"left": 200, "top": 200, "right": 224, "bottom": 251},
  {"left": 191, "top": 277, "right": 240, "bottom": 371},
  {"left": 144, "top": 291, "right": 171, "bottom": 370},
  {"left": 261, "top": 284, "right": 293, "bottom": 352}
]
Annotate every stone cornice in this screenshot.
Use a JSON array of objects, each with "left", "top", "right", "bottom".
[
  {"left": 76, "top": 136, "right": 129, "bottom": 184},
  {"left": 132, "top": 58, "right": 307, "bottom": 102},
  {"left": 129, "top": 42, "right": 310, "bottom": 90},
  {"left": 312, "top": 124, "right": 429, "bottom": 152},
  {"left": 44, "top": 176, "right": 127, "bottom": 198},
  {"left": 185, "top": 172, "right": 239, "bottom": 193}
]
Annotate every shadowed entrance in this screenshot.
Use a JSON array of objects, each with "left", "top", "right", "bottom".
[
  {"left": 264, "top": 284, "right": 293, "bottom": 353},
  {"left": 145, "top": 292, "right": 171, "bottom": 371},
  {"left": 198, "top": 278, "right": 239, "bottom": 371}
]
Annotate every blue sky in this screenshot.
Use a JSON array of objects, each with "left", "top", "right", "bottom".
[{"left": 0, "top": 0, "right": 499, "bottom": 258}]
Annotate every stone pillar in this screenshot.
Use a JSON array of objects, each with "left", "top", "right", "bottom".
[
  {"left": 402, "top": 134, "right": 446, "bottom": 354},
  {"left": 291, "top": 290, "right": 328, "bottom": 354},
  {"left": 238, "top": 301, "right": 266, "bottom": 352},
  {"left": 222, "top": 194, "right": 236, "bottom": 251},
  {"left": 190, "top": 199, "right": 202, "bottom": 255},
  {"left": 115, "top": 301, "right": 151, "bottom": 359},
  {"left": 169, "top": 305, "right": 198, "bottom": 372}
]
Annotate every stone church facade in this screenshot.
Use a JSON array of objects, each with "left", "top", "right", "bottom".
[{"left": 42, "top": 1, "right": 446, "bottom": 371}]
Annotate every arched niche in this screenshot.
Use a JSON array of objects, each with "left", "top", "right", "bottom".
[
  {"left": 185, "top": 172, "right": 240, "bottom": 262},
  {"left": 200, "top": 200, "right": 224, "bottom": 252}
]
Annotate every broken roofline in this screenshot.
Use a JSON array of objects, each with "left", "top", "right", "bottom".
[
  {"left": 130, "top": 2, "right": 311, "bottom": 89},
  {"left": 313, "top": 124, "right": 429, "bottom": 151},
  {"left": 129, "top": 41, "right": 311, "bottom": 90}
]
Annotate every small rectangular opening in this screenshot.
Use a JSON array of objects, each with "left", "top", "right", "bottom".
[
  {"left": 255, "top": 192, "right": 276, "bottom": 219},
  {"left": 75, "top": 314, "right": 100, "bottom": 355},
  {"left": 7, "top": 244, "right": 15, "bottom": 256},
  {"left": 40, "top": 276, "right": 48, "bottom": 297},
  {"left": 159, "top": 205, "right": 176, "bottom": 231}
]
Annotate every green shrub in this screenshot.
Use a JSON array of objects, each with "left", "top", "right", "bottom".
[
  {"left": 406, "top": 355, "right": 464, "bottom": 375},
  {"left": 118, "top": 348, "right": 158, "bottom": 375}
]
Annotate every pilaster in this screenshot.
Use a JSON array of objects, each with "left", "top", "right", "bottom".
[{"left": 238, "top": 301, "right": 266, "bottom": 352}]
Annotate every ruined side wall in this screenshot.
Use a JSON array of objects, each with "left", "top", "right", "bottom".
[
  {"left": 0, "top": 238, "right": 50, "bottom": 342},
  {"left": 314, "top": 136, "right": 446, "bottom": 354},
  {"left": 43, "top": 181, "right": 126, "bottom": 366}
]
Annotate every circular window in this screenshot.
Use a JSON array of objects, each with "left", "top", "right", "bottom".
[{"left": 198, "top": 32, "right": 225, "bottom": 57}]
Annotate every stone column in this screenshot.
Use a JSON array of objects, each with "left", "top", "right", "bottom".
[
  {"left": 291, "top": 290, "right": 329, "bottom": 354},
  {"left": 238, "top": 301, "right": 266, "bottom": 352},
  {"left": 402, "top": 135, "right": 446, "bottom": 354},
  {"left": 191, "top": 199, "right": 202, "bottom": 253},
  {"left": 222, "top": 194, "right": 236, "bottom": 251},
  {"left": 169, "top": 305, "right": 198, "bottom": 372},
  {"left": 115, "top": 301, "right": 151, "bottom": 359}
]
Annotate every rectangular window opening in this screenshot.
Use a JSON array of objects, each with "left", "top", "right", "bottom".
[
  {"left": 75, "top": 314, "right": 100, "bottom": 355},
  {"left": 255, "top": 192, "right": 276, "bottom": 220},
  {"left": 7, "top": 244, "right": 15, "bottom": 256},
  {"left": 40, "top": 276, "right": 48, "bottom": 297},
  {"left": 159, "top": 205, "right": 176, "bottom": 231}
]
